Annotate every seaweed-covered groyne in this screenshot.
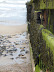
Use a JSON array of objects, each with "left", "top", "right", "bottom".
[
  {"left": 27, "top": 2, "right": 54, "bottom": 72},
  {"left": 26, "top": 2, "right": 32, "bottom": 22}
]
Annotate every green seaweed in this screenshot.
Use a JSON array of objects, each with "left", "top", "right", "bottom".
[
  {"left": 35, "top": 65, "right": 41, "bottom": 72},
  {"left": 42, "top": 29, "right": 54, "bottom": 59},
  {"left": 34, "top": 0, "right": 54, "bottom": 9}
]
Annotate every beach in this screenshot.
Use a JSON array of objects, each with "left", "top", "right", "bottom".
[
  {"left": 0, "top": 29, "right": 32, "bottom": 72},
  {"left": 0, "top": 24, "right": 27, "bottom": 35},
  {"left": 0, "top": 0, "right": 32, "bottom": 72}
]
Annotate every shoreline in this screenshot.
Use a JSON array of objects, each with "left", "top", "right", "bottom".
[{"left": 0, "top": 24, "right": 27, "bottom": 35}]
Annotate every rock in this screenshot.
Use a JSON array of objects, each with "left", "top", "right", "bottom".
[
  {"left": 16, "top": 57, "right": 19, "bottom": 59},
  {"left": 0, "top": 39, "right": 3, "bottom": 41},
  {"left": 21, "top": 57, "right": 26, "bottom": 59},
  {"left": 10, "top": 53, "right": 13, "bottom": 56},
  {"left": 4, "top": 40, "right": 11, "bottom": 43},
  {"left": 20, "top": 49, "right": 25, "bottom": 52},
  {"left": 1, "top": 46, "right": 6, "bottom": 50},
  {"left": 8, "top": 35, "right": 12, "bottom": 38},
  {"left": 2, "top": 51, "right": 7, "bottom": 55},
  {"left": 25, "top": 50, "right": 29, "bottom": 54},
  {"left": 10, "top": 58, "right": 14, "bottom": 60},
  {"left": 20, "top": 34, "right": 21, "bottom": 35},
  {"left": 0, "top": 35, "right": 3, "bottom": 38},
  {"left": 0, "top": 46, "right": 6, "bottom": 52},
  {"left": 8, "top": 50, "right": 13, "bottom": 52},
  {"left": 24, "top": 47, "right": 25, "bottom": 48},
  {"left": 18, "top": 54, "right": 24, "bottom": 56},
  {"left": 20, "top": 48, "right": 24, "bottom": 49},
  {"left": 14, "top": 42, "right": 19, "bottom": 45},
  {"left": 6, "top": 50, "right": 8, "bottom": 53},
  {"left": 6, "top": 46, "right": 9, "bottom": 49},
  {"left": 2, "top": 41, "right": 6, "bottom": 43},
  {"left": 3, "top": 54, "right": 7, "bottom": 57},
  {"left": 0, "top": 42, "right": 1, "bottom": 44},
  {"left": 0, "top": 52, "right": 2, "bottom": 56},
  {"left": 13, "top": 48, "right": 17, "bottom": 51},
  {"left": 8, "top": 48, "right": 17, "bottom": 53}
]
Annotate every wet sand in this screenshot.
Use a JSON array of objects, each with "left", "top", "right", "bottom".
[
  {"left": 0, "top": 24, "right": 27, "bottom": 35},
  {"left": 0, "top": 0, "right": 32, "bottom": 71},
  {"left": 0, "top": 24, "right": 32, "bottom": 72}
]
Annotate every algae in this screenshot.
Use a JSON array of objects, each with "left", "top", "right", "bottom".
[{"left": 35, "top": 65, "right": 41, "bottom": 72}]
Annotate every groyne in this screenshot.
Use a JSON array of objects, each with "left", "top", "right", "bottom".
[{"left": 27, "top": 2, "right": 54, "bottom": 72}]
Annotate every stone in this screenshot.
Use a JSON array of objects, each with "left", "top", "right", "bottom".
[
  {"left": 20, "top": 49, "right": 25, "bottom": 52},
  {"left": 21, "top": 57, "right": 26, "bottom": 59},
  {"left": 0, "top": 52, "right": 2, "bottom": 56},
  {"left": 20, "top": 34, "right": 21, "bottom": 35},
  {"left": 0, "top": 46, "right": 6, "bottom": 52},
  {"left": 0, "top": 35, "right": 3, "bottom": 38},
  {"left": 8, "top": 35, "right": 12, "bottom": 38},
  {"left": 6, "top": 50, "right": 8, "bottom": 53},
  {"left": 1, "top": 46, "right": 6, "bottom": 50},
  {"left": 25, "top": 50, "right": 29, "bottom": 54},
  {"left": 5, "top": 40, "right": 11, "bottom": 43},
  {"left": 24, "top": 47, "right": 25, "bottom": 48},
  {"left": 10, "top": 53, "right": 13, "bottom": 56},
  {"left": 0, "top": 39, "right": 3, "bottom": 41},
  {"left": 18, "top": 54, "right": 24, "bottom": 56},
  {"left": 16, "top": 57, "right": 19, "bottom": 59},
  {"left": 0, "top": 42, "right": 1, "bottom": 44},
  {"left": 10, "top": 58, "right": 14, "bottom": 60},
  {"left": 20, "top": 48, "right": 24, "bottom": 49},
  {"left": 13, "top": 48, "right": 17, "bottom": 51},
  {"left": 14, "top": 42, "right": 19, "bottom": 45},
  {"left": 8, "top": 50, "right": 13, "bottom": 52},
  {"left": 3, "top": 54, "right": 7, "bottom": 57},
  {"left": 8, "top": 48, "right": 17, "bottom": 53}
]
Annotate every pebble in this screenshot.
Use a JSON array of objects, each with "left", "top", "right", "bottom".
[
  {"left": 6, "top": 50, "right": 8, "bottom": 53},
  {"left": 20, "top": 48, "right": 24, "bottom": 49},
  {"left": 14, "top": 42, "right": 19, "bottom": 45},
  {"left": 16, "top": 57, "right": 19, "bottom": 59},
  {"left": 25, "top": 50, "right": 29, "bottom": 54},
  {"left": 20, "top": 49, "right": 25, "bottom": 52},
  {"left": 3, "top": 54, "right": 7, "bottom": 57},
  {"left": 18, "top": 54, "right": 24, "bottom": 57},
  {"left": 24, "top": 47, "right": 25, "bottom": 48},
  {"left": 13, "top": 48, "right": 17, "bottom": 51},
  {"left": 0, "top": 32, "right": 29, "bottom": 62},
  {"left": 0, "top": 52, "right": 2, "bottom": 56},
  {"left": 10, "top": 58, "right": 14, "bottom": 60},
  {"left": 0, "top": 46, "right": 6, "bottom": 52},
  {"left": 8, "top": 35, "right": 12, "bottom": 38},
  {"left": 10, "top": 53, "right": 13, "bottom": 56},
  {"left": 21, "top": 57, "right": 26, "bottom": 59}
]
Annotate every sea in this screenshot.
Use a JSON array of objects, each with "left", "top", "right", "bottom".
[{"left": 0, "top": 0, "right": 30, "bottom": 25}]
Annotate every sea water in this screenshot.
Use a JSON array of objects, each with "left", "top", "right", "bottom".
[{"left": 0, "top": 0, "right": 30, "bottom": 26}]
